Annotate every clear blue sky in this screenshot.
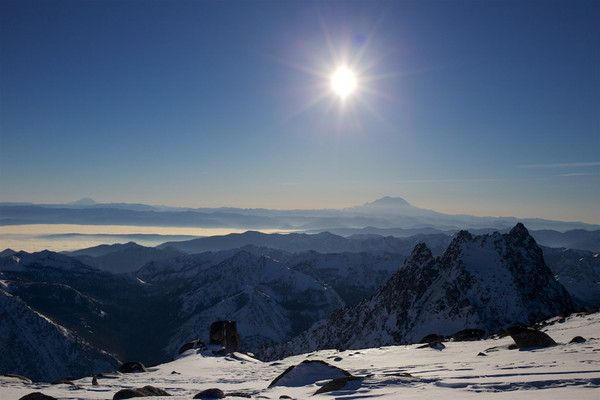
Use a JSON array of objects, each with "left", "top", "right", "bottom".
[{"left": 1, "top": 0, "right": 599, "bottom": 223}]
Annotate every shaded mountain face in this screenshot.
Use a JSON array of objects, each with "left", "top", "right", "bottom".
[
  {"left": 542, "top": 246, "right": 600, "bottom": 308},
  {"left": 157, "top": 230, "right": 452, "bottom": 255},
  {"left": 0, "top": 289, "right": 119, "bottom": 382},
  {"left": 264, "top": 224, "right": 574, "bottom": 360},
  {"left": 65, "top": 242, "right": 183, "bottom": 273}
]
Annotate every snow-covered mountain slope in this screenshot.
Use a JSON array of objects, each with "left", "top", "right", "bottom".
[
  {"left": 543, "top": 246, "right": 600, "bottom": 307},
  {"left": 156, "top": 250, "right": 345, "bottom": 357},
  {"left": 265, "top": 224, "right": 574, "bottom": 360},
  {"left": 0, "top": 289, "right": 119, "bottom": 382},
  {"left": 1, "top": 311, "right": 598, "bottom": 399}
]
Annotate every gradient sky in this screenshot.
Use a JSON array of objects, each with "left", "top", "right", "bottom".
[{"left": 1, "top": 0, "right": 599, "bottom": 223}]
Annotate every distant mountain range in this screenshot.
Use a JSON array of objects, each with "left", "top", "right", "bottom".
[{"left": 1, "top": 196, "right": 598, "bottom": 233}]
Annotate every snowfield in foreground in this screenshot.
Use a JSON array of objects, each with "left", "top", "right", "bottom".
[{"left": 2, "top": 312, "right": 599, "bottom": 400}]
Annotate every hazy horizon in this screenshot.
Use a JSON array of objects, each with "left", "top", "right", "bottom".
[{"left": 2, "top": 195, "right": 599, "bottom": 225}]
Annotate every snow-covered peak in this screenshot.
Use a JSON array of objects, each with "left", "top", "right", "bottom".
[{"left": 265, "top": 224, "right": 574, "bottom": 359}]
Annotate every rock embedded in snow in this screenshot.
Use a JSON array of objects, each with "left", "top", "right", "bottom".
[
  {"left": 117, "top": 361, "right": 146, "bottom": 374},
  {"left": 450, "top": 328, "right": 486, "bottom": 342},
  {"left": 49, "top": 379, "right": 73, "bottom": 385},
  {"left": 18, "top": 393, "right": 56, "bottom": 400},
  {"left": 506, "top": 326, "right": 557, "bottom": 348},
  {"left": 418, "top": 333, "right": 446, "bottom": 344},
  {"left": 193, "top": 388, "right": 225, "bottom": 399},
  {"left": 313, "top": 376, "right": 362, "bottom": 394},
  {"left": 112, "top": 385, "right": 171, "bottom": 399},
  {"left": 269, "top": 360, "right": 352, "bottom": 388},
  {"left": 570, "top": 336, "right": 586, "bottom": 343}
]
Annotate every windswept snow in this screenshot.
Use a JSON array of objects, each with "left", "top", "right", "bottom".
[{"left": 1, "top": 311, "right": 599, "bottom": 400}]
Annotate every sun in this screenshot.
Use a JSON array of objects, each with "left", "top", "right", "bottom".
[{"left": 330, "top": 67, "right": 357, "bottom": 99}]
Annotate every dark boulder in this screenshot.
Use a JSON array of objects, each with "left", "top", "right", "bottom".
[
  {"left": 118, "top": 361, "right": 147, "bottom": 373},
  {"left": 113, "top": 385, "right": 171, "bottom": 400},
  {"left": 418, "top": 333, "right": 446, "bottom": 344},
  {"left": 193, "top": 388, "right": 225, "bottom": 399},
  {"left": 50, "top": 379, "right": 74, "bottom": 385},
  {"left": 507, "top": 326, "right": 556, "bottom": 348},
  {"left": 451, "top": 328, "right": 485, "bottom": 342},
  {"left": 570, "top": 336, "right": 586, "bottom": 344},
  {"left": 19, "top": 393, "right": 57, "bottom": 400}
]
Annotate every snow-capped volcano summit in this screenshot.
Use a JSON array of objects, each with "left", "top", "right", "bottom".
[{"left": 265, "top": 223, "right": 574, "bottom": 359}]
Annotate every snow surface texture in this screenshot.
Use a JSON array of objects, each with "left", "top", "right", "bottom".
[{"left": 1, "top": 311, "right": 599, "bottom": 400}]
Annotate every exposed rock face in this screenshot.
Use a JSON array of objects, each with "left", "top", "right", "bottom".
[{"left": 264, "top": 224, "right": 573, "bottom": 359}]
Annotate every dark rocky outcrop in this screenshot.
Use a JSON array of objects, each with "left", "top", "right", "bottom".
[
  {"left": 19, "top": 393, "right": 57, "bottom": 400},
  {"left": 507, "top": 326, "right": 557, "bottom": 348},
  {"left": 210, "top": 321, "right": 240, "bottom": 353},
  {"left": 113, "top": 385, "right": 171, "bottom": 400},
  {"left": 314, "top": 376, "right": 362, "bottom": 395},
  {"left": 193, "top": 388, "right": 225, "bottom": 399},
  {"left": 50, "top": 378, "right": 74, "bottom": 385},
  {"left": 118, "top": 361, "right": 147, "bottom": 373},
  {"left": 451, "top": 328, "right": 485, "bottom": 342},
  {"left": 418, "top": 333, "right": 446, "bottom": 344}
]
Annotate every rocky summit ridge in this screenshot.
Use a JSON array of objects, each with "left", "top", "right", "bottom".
[{"left": 264, "top": 223, "right": 574, "bottom": 360}]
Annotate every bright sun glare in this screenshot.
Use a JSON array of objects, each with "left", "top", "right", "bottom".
[{"left": 331, "top": 67, "right": 357, "bottom": 99}]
